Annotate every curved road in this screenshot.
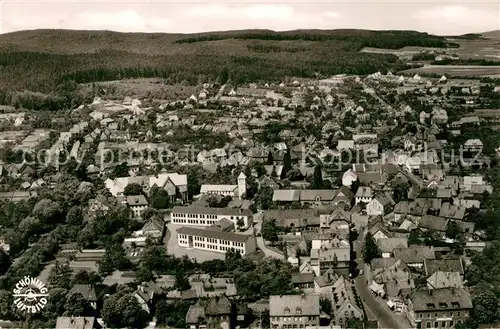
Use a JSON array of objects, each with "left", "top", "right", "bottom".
[
  {"left": 354, "top": 230, "right": 404, "bottom": 329},
  {"left": 253, "top": 212, "right": 284, "bottom": 259}
]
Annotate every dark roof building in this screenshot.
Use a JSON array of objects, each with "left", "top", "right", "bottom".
[{"left": 424, "top": 258, "right": 464, "bottom": 276}]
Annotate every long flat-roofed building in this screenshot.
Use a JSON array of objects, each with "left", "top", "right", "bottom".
[
  {"left": 177, "top": 226, "right": 257, "bottom": 256},
  {"left": 171, "top": 206, "right": 253, "bottom": 229}
]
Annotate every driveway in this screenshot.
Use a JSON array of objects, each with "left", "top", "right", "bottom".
[{"left": 354, "top": 229, "right": 410, "bottom": 329}]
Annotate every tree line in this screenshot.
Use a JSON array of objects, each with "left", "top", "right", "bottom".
[
  {"left": 0, "top": 49, "right": 408, "bottom": 95},
  {"left": 173, "top": 30, "right": 449, "bottom": 49}
]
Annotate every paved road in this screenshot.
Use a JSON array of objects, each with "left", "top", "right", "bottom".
[
  {"left": 354, "top": 230, "right": 404, "bottom": 329},
  {"left": 253, "top": 212, "right": 284, "bottom": 259}
]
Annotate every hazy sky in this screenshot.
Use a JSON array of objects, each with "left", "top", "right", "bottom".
[{"left": 0, "top": 1, "right": 499, "bottom": 35}]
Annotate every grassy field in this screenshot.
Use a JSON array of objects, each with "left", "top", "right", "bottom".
[
  {"left": 360, "top": 46, "right": 447, "bottom": 59},
  {"left": 447, "top": 35, "right": 500, "bottom": 60},
  {"left": 361, "top": 31, "right": 500, "bottom": 61},
  {"left": 399, "top": 65, "right": 500, "bottom": 77}
]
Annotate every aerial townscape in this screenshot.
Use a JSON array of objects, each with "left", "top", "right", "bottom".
[{"left": 0, "top": 24, "right": 499, "bottom": 329}]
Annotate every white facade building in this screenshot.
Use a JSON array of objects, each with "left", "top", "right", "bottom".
[
  {"left": 200, "top": 173, "right": 247, "bottom": 199},
  {"left": 170, "top": 206, "right": 253, "bottom": 229},
  {"left": 342, "top": 169, "right": 358, "bottom": 187},
  {"left": 126, "top": 195, "right": 148, "bottom": 219},
  {"left": 177, "top": 226, "right": 257, "bottom": 256}
]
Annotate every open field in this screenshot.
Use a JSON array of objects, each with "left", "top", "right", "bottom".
[
  {"left": 399, "top": 65, "right": 500, "bottom": 77},
  {"left": 360, "top": 46, "right": 447, "bottom": 59},
  {"left": 447, "top": 34, "right": 500, "bottom": 60},
  {"left": 362, "top": 31, "right": 500, "bottom": 60}
]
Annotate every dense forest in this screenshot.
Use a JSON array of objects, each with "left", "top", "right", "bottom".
[
  {"left": 0, "top": 29, "right": 451, "bottom": 93},
  {"left": 173, "top": 30, "right": 450, "bottom": 49}
]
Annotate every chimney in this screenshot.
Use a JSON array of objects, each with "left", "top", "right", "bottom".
[{"left": 429, "top": 289, "right": 433, "bottom": 296}]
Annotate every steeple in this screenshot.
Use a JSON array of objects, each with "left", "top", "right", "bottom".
[{"left": 237, "top": 172, "right": 247, "bottom": 199}]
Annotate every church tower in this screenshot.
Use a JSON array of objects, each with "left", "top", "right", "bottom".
[{"left": 237, "top": 172, "right": 247, "bottom": 199}]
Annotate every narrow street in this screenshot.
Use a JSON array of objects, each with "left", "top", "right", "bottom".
[
  {"left": 354, "top": 229, "right": 407, "bottom": 329},
  {"left": 253, "top": 212, "right": 284, "bottom": 259}
]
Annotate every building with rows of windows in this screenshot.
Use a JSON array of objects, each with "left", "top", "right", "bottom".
[
  {"left": 407, "top": 288, "right": 472, "bottom": 329},
  {"left": 170, "top": 206, "right": 253, "bottom": 229},
  {"left": 269, "top": 294, "right": 320, "bottom": 329},
  {"left": 177, "top": 226, "right": 257, "bottom": 256}
]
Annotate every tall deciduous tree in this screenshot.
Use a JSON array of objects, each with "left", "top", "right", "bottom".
[
  {"left": 267, "top": 151, "right": 274, "bottom": 165},
  {"left": 471, "top": 291, "right": 499, "bottom": 325},
  {"left": 124, "top": 183, "right": 144, "bottom": 196},
  {"left": 262, "top": 219, "right": 279, "bottom": 244},
  {"left": 64, "top": 292, "right": 92, "bottom": 316},
  {"left": 102, "top": 293, "right": 150, "bottom": 328},
  {"left": 362, "top": 232, "right": 381, "bottom": 263},
  {"left": 281, "top": 150, "right": 292, "bottom": 179},
  {"left": 312, "top": 166, "right": 324, "bottom": 189}
]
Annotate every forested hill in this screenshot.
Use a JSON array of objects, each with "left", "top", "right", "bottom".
[{"left": 0, "top": 29, "right": 450, "bottom": 92}]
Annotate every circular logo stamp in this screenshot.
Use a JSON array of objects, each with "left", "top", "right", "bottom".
[{"left": 12, "top": 276, "right": 49, "bottom": 314}]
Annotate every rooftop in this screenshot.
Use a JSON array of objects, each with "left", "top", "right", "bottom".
[
  {"left": 171, "top": 206, "right": 252, "bottom": 217},
  {"left": 270, "top": 294, "right": 320, "bottom": 316}
]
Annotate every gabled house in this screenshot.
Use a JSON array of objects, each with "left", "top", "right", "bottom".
[
  {"left": 427, "top": 271, "right": 464, "bottom": 289},
  {"left": 126, "top": 195, "right": 148, "bottom": 219},
  {"left": 366, "top": 192, "right": 395, "bottom": 216},
  {"left": 291, "top": 273, "right": 315, "bottom": 290},
  {"left": 314, "top": 269, "right": 339, "bottom": 298},
  {"left": 332, "top": 187, "right": 354, "bottom": 209},
  {"left": 69, "top": 284, "right": 97, "bottom": 310},
  {"left": 299, "top": 261, "right": 315, "bottom": 275},
  {"left": 270, "top": 294, "right": 320, "bottom": 329},
  {"left": 406, "top": 288, "right": 472, "bottom": 329},
  {"left": 393, "top": 245, "right": 436, "bottom": 270},
  {"left": 393, "top": 200, "right": 429, "bottom": 222},
  {"left": 418, "top": 215, "right": 449, "bottom": 234},
  {"left": 372, "top": 260, "right": 414, "bottom": 297},
  {"left": 424, "top": 258, "right": 464, "bottom": 277},
  {"left": 357, "top": 171, "right": 388, "bottom": 187},
  {"left": 376, "top": 238, "right": 408, "bottom": 258},
  {"left": 186, "top": 295, "right": 235, "bottom": 329},
  {"left": 331, "top": 277, "right": 363, "bottom": 327},
  {"left": 133, "top": 218, "right": 165, "bottom": 241},
  {"left": 439, "top": 203, "right": 465, "bottom": 220},
  {"left": 135, "top": 282, "right": 158, "bottom": 313},
  {"left": 355, "top": 186, "right": 373, "bottom": 204}
]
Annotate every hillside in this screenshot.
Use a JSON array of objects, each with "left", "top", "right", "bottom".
[{"left": 0, "top": 29, "right": 450, "bottom": 92}]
